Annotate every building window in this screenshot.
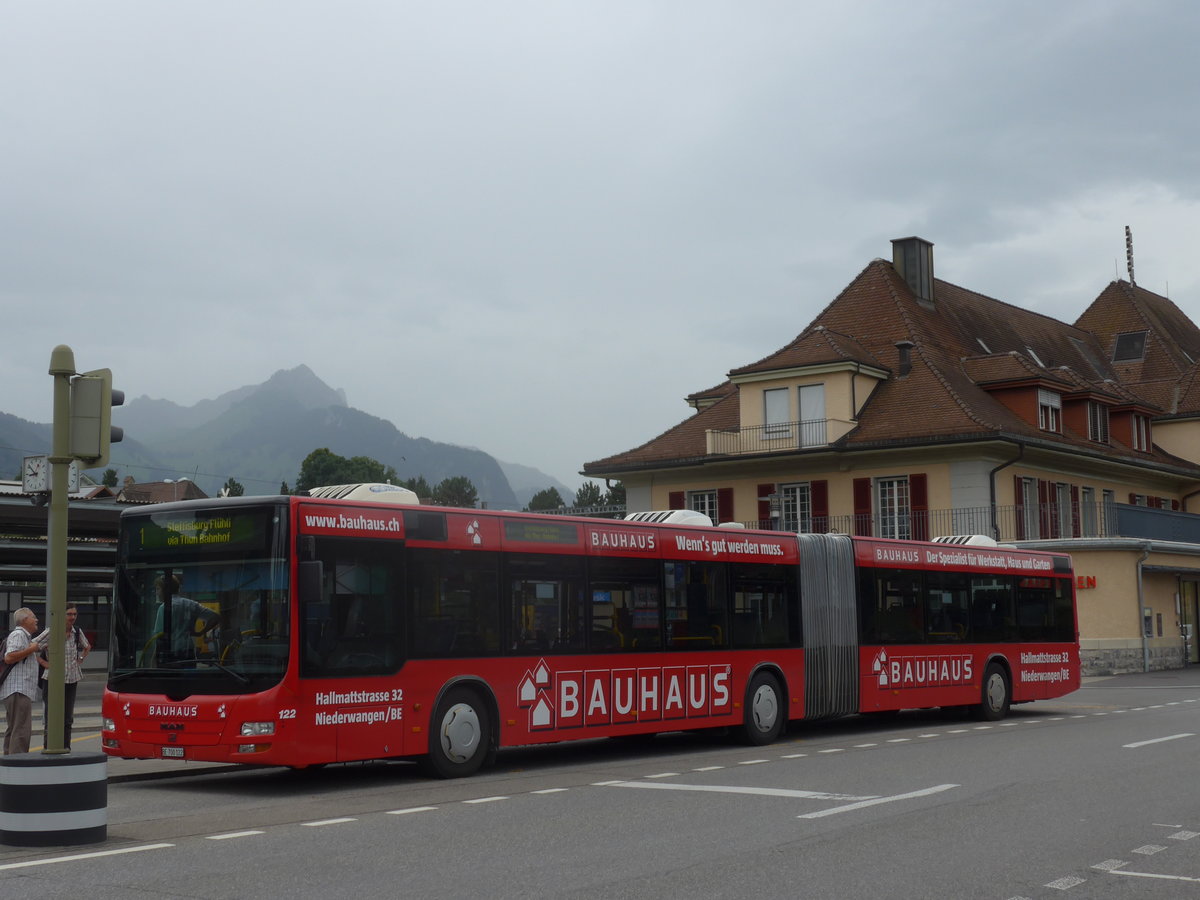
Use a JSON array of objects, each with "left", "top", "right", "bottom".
[
  {"left": 1038, "top": 390, "right": 1061, "bottom": 433},
  {"left": 763, "top": 388, "right": 790, "bottom": 438},
  {"left": 1081, "top": 486, "right": 1097, "bottom": 537},
  {"left": 1087, "top": 402, "right": 1110, "bottom": 443},
  {"left": 877, "top": 477, "right": 910, "bottom": 540},
  {"left": 1131, "top": 414, "right": 1151, "bottom": 451},
  {"left": 781, "top": 482, "right": 812, "bottom": 533},
  {"left": 1113, "top": 331, "right": 1148, "bottom": 362},
  {"left": 688, "top": 490, "right": 718, "bottom": 522},
  {"left": 1055, "top": 483, "right": 1072, "bottom": 538},
  {"left": 798, "top": 384, "right": 827, "bottom": 447}
]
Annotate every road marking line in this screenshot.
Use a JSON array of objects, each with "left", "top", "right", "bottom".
[
  {"left": 0, "top": 843, "right": 174, "bottom": 871},
  {"left": 1091, "top": 859, "right": 1127, "bottom": 871},
  {"left": 798, "top": 784, "right": 958, "bottom": 819},
  {"left": 532, "top": 788, "right": 568, "bottom": 794},
  {"left": 463, "top": 796, "right": 508, "bottom": 804},
  {"left": 780, "top": 753, "right": 806, "bottom": 759},
  {"left": 207, "top": 831, "right": 264, "bottom": 840},
  {"left": 1169, "top": 831, "right": 1200, "bottom": 840},
  {"left": 592, "top": 780, "right": 624, "bottom": 786},
  {"left": 1132, "top": 844, "right": 1167, "bottom": 855},
  {"left": 854, "top": 743, "right": 878, "bottom": 748},
  {"left": 612, "top": 782, "right": 876, "bottom": 800},
  {"left": 1123, "top": 733, "right": 1195, "bottom": 748},
  {"left": 693, "top": 765, "right": 725, "bottom": 771},
  {"left": 738, "top": 759, "right": 768, "bottom": 765},
  {"left": 886, "top": 738, "right": 911, "bottom": 743},
  {"left": 1045, "top": 874, "right": 1085, "bottom": 889},
  {"left": 1109, "top": 869, "right": 1200, "bottom": 883},
  {"left": 818, "top": 748, "right": 844, "bottom": 754},
  {"left": 646, "top": 772, "right": 679, "bottom": 778},
  {"left": 302, "top": 817, "right": 356, "bottom": 826},
  {"left": 387, "top": 806, "right": 438, "bottom": 815}
]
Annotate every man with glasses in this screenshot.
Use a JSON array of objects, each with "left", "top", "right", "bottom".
[
  {"left": 2, "top": 608, "right": 45, "bottom": 755},
  {"left": 34, "top": 603, "right": 91, "bottom": 748}
]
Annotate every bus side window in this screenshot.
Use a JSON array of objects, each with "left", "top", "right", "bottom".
[
  {"left": 863, "top": 569, "right": 923, "bottom": 644},
  {"left": 507, "top": 555, "right": 585, "bottom": 654}
]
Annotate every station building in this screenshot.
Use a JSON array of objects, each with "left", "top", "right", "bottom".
[{"left": 583, "top": 237, "right": 1200, "bottom": 675}]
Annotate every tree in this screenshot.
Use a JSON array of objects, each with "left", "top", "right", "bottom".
[
  {"left": 222, "top": 477, "right": 244, "bottom": 497},
  {"left": 528, "top": 487, "right": 565, "bottom": 511},
  {"left": 574, "top": 481, "right": 603, "bottom": 508},
  {"left": 102, "top": 468, "right": 118, "bottom": 488},
  {"left": 401, "top": 475, "right": 433, "bottom": 500},
  {"left": 432, "top": 476, "right": 478, "bottom": 508},
  {"left": 294, "top": 448, "right": 399, "bottom": 493},
  {"left": 604, "top": 481, "right": 626, "bottom": 507}
]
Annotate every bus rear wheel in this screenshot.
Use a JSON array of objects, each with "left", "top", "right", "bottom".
[
  {"left": 424, "top": 687, "right": 492, "bottom": 778},
  {"left": 741, "top": 672, "right": 785, "bottom": 745},
  {"left": 976, "top": 663, "right": 1010, "bottom": 721}
]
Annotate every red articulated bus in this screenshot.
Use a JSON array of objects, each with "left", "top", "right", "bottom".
[{"left": 102, "top": 484, "right": 1080, "bottom": 777}]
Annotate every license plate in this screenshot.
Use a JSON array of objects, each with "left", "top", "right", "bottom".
[{"left": 161, "top": 747, "right": 185, "bottom": 758}]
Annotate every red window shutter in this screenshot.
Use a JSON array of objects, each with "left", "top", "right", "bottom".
[
  {"left": 717, "top": 487, "right": 734, "bottom": 524},
  {"left": 811, "top": 480, "right": 829, "bottom": 534},
  {"left": 668, "top": 491, "right": 685, "bottom": 510},
  {"left": 757, "top": 483, "right": 775, "bottom": 527},
  {"left": 1173, "top": 500, "right": 1181, "bottom": 511},
  {"left": 1150, "top": 497, "right": 1163, "bottom": 509},
  {"left": 1014, "top": 475, "right": 1026, "bottom": 540},
  {"left": 1129, "top": 492, "right": 1137, "bottom": 505},
  {"left": 853, "top": 477, "right": 872, "bottom": 536},
  {"left": 1070, "top": 485, "right": 1080, "bottom": 537},
  {"left": 909, "top": 473, "right": 928, "bottom": 541}
]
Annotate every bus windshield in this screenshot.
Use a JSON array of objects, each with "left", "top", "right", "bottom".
[{"left": 109, "top": 502, "right": 290, "bottom": 695}]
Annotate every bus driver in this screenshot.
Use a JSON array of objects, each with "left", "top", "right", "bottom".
[{"left": 153, "top": 574, "right": 220, "bottom": 659}]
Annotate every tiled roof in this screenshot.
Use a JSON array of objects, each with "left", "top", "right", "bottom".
[
  {"left": 730, "top": 325, "right": 886, "bottom": 376},
  {"left": 584, "top": 253, "right": 1200, "bottom": 476},
  {"left": 117, "top": 481, "right": 209, "bottom": 503}
]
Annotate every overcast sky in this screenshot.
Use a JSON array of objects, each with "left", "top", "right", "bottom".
[{"left": 4, "top": 1, "right": 1199, "bottom": 491}]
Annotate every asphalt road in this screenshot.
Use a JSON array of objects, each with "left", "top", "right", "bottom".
[{"left": 4, "top": 668, "right": 1200, "bottom": 899}]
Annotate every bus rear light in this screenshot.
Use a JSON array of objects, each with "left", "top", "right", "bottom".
[
  {"left": 240, "top": 721, "right": 276, "bottom": 736},
  {"left": 102, "top": 717, "right": 115, "bottom": 731},
  {"left": 237, "top": 743, "right": 270, "bottom": 753},
  {"left": 103, "top": 738, "right": 119, "bottom": 749}
]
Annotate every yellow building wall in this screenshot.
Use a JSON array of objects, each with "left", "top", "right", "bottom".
[{"left": 1153, "top": 419, "right": 1200, "bottom": 468}]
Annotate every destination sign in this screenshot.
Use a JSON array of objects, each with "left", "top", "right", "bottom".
[{"left": 130, "top": 510, "right": 272, "bottom": 556}]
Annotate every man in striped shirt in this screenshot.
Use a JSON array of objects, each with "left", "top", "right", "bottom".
[{"left": 3, "top": 608, "right": 45, "bottom": 755}]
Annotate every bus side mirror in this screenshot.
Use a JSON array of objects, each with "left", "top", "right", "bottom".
[{"left": 298, "top": 560, "right": 324, "bottom": 606}]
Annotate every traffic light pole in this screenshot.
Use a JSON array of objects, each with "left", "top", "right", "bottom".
[{"left": 44, "top": 345, "right": 76, "bottom": 754}]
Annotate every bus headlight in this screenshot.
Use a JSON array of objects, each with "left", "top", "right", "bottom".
[
  {"left": 240, "top": 721, "right": 276, "bottom": 736},
  {"left": 102, "top": 717, "right": 115, "bottom": 731}
]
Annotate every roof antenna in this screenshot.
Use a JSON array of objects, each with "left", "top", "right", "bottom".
[{"left": 1125, "top": 225, "right": 1136, "bottom": 286}]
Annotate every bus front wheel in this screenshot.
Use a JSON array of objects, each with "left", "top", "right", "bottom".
[
  {"left": 424, "top": 687, "right": 492, "bottom": 778},
  {"left": 976, "top": 663, "right": 1010, "bottom": 721},
  {"left": 741, "top": 672, "right": 785, "bottom": 745}
]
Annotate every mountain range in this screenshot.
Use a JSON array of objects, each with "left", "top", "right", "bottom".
[{"left": 0, "top": 365, "right": 576, "bottom": 509}]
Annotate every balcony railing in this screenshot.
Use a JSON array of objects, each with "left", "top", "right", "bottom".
[
  {"left": 739, "top": 502, "right": 1200, "bottom": 544},
  {"left": 706, "top": 419, "right": 837, "bottom": 455}
]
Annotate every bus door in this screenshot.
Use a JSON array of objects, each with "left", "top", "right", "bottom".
[
  {"left": 299, "top": 537, "right": 406, "bottom": 762},
  {"left": 797, "top": 534, "right": 859, "bottom": 719}
]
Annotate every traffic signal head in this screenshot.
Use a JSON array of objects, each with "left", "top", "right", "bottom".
[{"left": 69, "top": 368, "right": 124, "bottom": 467}]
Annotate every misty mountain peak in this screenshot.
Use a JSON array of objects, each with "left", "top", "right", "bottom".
[{"left": 259, "top": 365, "right": 348, "bottom": 410}]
